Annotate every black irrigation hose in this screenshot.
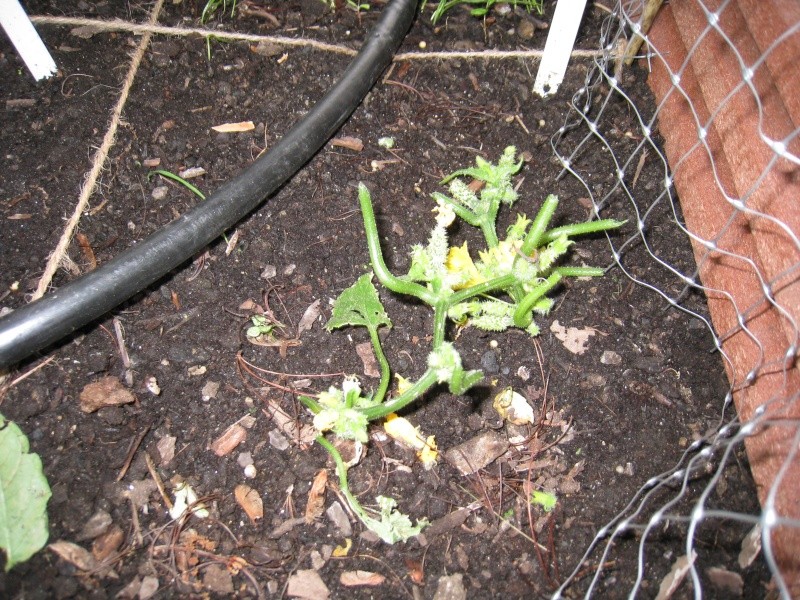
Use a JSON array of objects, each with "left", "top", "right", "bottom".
[{"left": 0, "top": 0, "right": 419, "bottom": 370}]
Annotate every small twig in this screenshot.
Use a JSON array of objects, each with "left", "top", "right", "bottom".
[
  {"left": 0, "top": 356, "right": 56, "bottom": 404},
  {"left": 116, "top": 424, "right": 151, "bottom": 481},
  {"left": 631, "top": 149, "right": 648, "bottom": 189},
  {"left": 113, "top": 318, "right": 133, "bottom": 385},
  {"left": 128, "top": 497, "right": 143, "bottom": 548},
  {"left": 145, "top": 452, "right": 173, "bottom": 510}
]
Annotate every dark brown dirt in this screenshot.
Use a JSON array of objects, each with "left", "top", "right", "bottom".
[{"left": 1, "top": 1, "right": 768, "bottom": 598}]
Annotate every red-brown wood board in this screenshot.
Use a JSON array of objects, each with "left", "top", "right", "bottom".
[{"left": 646, "top": 0, "right": 799, "bottom": 593}]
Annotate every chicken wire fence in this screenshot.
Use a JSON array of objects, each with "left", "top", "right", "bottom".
[{"left": 547, "top": 0, "right": 800, "bottom": 597}]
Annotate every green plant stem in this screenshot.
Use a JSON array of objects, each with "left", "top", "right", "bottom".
[
  {"left": 299, "top": 395, "right": 323, "bottom": 414},
  {"left": 521, "top": 194, "right": 558, "bottom": 254},
  {"left": 359, "top": 184, "right": 435, "bottom": 305},
  {"left": 429, "top": 274, "right": 518, "bottom": 348},
  {"left": 148, "top": 170, "right": 206, "bottom": 200},
  {"left": 540, "top": 219, "right": 627, "bottom": 245},
  {"left": 449, "top": 273, "right": 517, "bottom": 306},
  {"left": 315, "top": 435, "right": 367, "bottom": 521},
  {"left": 480, "top": 213, "right": 500, "bottom": 248},
  {"left": 368, "top": 326, "right": 391, "bottom": 404},
  {"left": 513, "top": 272, "right": 562, "bottom": 328},
  {"left": 361, "top": 368, "right": 439, "bottom": 420},
  {"left": 554, "top": 266, "right": 605, "bottom": 278}
]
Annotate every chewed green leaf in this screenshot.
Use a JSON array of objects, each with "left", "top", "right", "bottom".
[
  {"left": 0, "top": 413, "right": 51, "bottom": 571},
  {"left": 361, "top": 496, "right": 427, "bottom": 544},
  {"left": 326, "top": 274, "right": 392, "bottom": 333}
]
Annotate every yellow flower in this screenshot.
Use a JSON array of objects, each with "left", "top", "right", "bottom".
[{"left": 446, "top": 242, "right": 485, "bottom": 290}]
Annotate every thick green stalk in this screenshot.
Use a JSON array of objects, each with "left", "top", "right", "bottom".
[
  {"left": 554, "top": 266, "right": 605, "bottom": 278},
  {"left": 480, "top": 217, "right": 500, "bottom": 248},
  {"left": 369, "top": 326, "right": 391, "bottom": 405},
  {"left": 540, "top": 219, "right": 626, "bottom": 245},
  {"left": 513, "top": 272, "right": 562, "bottom": 328},
  {"left": 299, "top": 395, "right": 323, "bottom": 414},
  {"left": 358, "top": 184, "right": 435, "bottom": 305},
  {"left": 521, "top": 194, "right": 559, "bottom": 254},
  {"left": 435, "top": 274, "right": 517, "bottom": 347},
  {"left": 361, "top": 368, "right": 439, "bottom": 421},
  {"left": 449, "top": 274, "right": 518, "bottom": 306},
  {"left": 316, "top": 435, "right": 367, "bottom": 521},
  {"left": 431, "top": 299, "right": 450, "bottom": 349}
]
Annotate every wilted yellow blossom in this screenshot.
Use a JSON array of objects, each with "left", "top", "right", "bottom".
[
  {"left": 395, "top": 373, "right": 413, "bottom": 396},
  {"left": 383, "top": 413, "right": 439, "bottom": 469},
  {"left": 446, "top": 242, "right": 485, "bottom": 290},
  {"left": 493, "top": 387, "right": 535, "bottom": 425}
]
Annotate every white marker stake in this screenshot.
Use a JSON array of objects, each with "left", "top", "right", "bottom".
[
  {"left": 0, "top": 0, "right": 57, "bottom": 81},
  {"left": 533, "top": 0, "right": 588, "bottom": 97}
]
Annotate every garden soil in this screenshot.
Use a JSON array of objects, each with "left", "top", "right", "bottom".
[{"left": 0, "top": 1, "right": 769, "bottom": 598}]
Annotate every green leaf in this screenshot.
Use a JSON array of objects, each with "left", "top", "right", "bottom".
[
  {"left": 530, "top": 490, "right": 557, "bottom": 512},
  {"left": 0, "top": 413, "right": 51, "bottom": 571},
  {"left": 361, "top": 496, "right": 427, "bottom": 544},
  {"left": 327, "top": 274, "right": 392, "bottom": 333}
]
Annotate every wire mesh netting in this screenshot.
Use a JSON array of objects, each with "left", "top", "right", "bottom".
[{"left": 550, "top": 0, "right": 799, "bottom": 597}]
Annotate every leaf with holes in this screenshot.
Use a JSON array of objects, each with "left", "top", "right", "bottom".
[
  {"left": 0, "top": 412, "right": 51, "bottom": 571},
  {"left": 326, "top": 274, "right": 391, "bottom": 333}
]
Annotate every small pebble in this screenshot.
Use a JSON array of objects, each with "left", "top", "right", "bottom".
[
  {"left": 237, "top": 452, "right": 254, "bottom": 468},
  {"left": 481, "top": 350, "right": 500, "bottom": 374},
  {"left": 243, "top": 464, "right": 257, "bottom": 479}
]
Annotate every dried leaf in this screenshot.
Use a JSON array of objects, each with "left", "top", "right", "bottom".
[
  {"left": 297, "top": 299, "right": 321, "bottom": 336},
  {"left": 656, "top": 551, "right": 697, "bottom": 600},
  {"left": 70, "top": 24, "right": 104, "bottom": 39},
  {"left": 79, "top": 376, "right": 136, "bottom": 413},
  {"left": 549, "top": 320, "right": 596, "bottom": 355},
  {"left": 355, "top": 342, "right": 380, "bottom": 378},
  {"left": 331, "top": 136, "right": 363, "bottom": 152},
  {"left": 423, "top": 508, "right": 471, "bottom": 539},
  {"left": 92, "top": 524, "right": 124, "bottom": 562},
  {"left": 304, "top": 469, "right": 328, "bottom": 524},
  {"left": 49, "top": 540, "right": 98, "bottom": 571},
  {"left": 263, "top": 400, "right": 317, "bottom": 446},
  {"left": 224, "top": 229, "right": 240, "bottom": 256},
  {"left": 201, "top": 380, "right": 220, "bottom": 401},
  {"left": 340, "top": 570, "right": 385, "bottom": 587},
  {"left": 76, "top": 232, "right": 97, "bottom": 270},
  {"left": 444, "top": 431, "right": 509, "bottom": 475},
  {"left": 211, "top": 121, "right": 255, "bottom": 133},
  {"left": 156, "top": 436, "right": 176, "bottom": 465},
  {"left": 77, "top": 510, "right": 112, "bottom": 541},
  {"left": 138, "top": 575, "right": 159, "bottom": 600},
  {"left": 234, "top": 484, "right": 263, "bottom": 523},
  {"left": 405, "top": 558, "right": 425, "bottom": 585},
  {"left": 738, "top": 523, "right": 761, "bottom": 568},
  {"left": 706, "top": 567, "right": 743, "bottom": 596},
  {"left": 210, "top": 424, "right": 247, "bottom": 456},
  {"left": 286, "top": 569, "right": 330, "bottom": 600},
  {"left": 203, "top": 563, "right": 234, "bottom": 594}
]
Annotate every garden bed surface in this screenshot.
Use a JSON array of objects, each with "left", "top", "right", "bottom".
[{"left": 0, "top": 1, "right": 766, "bottom": 598}]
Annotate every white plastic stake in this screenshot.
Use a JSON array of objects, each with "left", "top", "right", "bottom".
[
  {"left": 0, "top": 0, "right": 57, "bottom": 81},
  {"left": 533, "top": 0, "right": 588, "bottom": 97}
]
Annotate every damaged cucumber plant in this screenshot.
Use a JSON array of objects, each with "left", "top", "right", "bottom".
[{"left": 298, "top": 146, "right": 622, "bottom": 543}]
